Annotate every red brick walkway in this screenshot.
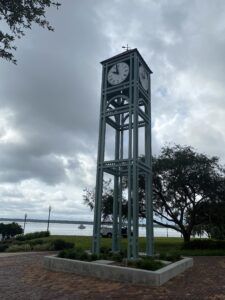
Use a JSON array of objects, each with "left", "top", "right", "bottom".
[{"left": 0, "top": 252, "right": 225, "bottom": 299}]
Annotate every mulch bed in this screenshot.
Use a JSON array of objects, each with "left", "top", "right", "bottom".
[{"left": 0, "top": 252, "right": 225, "bottom": 299}]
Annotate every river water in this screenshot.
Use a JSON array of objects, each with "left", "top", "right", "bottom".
[{"left": 2, "top": 221, "right": 183, "bottom": 237}]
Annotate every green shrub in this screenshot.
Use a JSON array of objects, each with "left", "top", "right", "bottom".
[
  {"left": 58, "top": 248, "right": 90, "bottom": 260},
  {"left": 90, "top": 253, "right": 98, "bottom": 261},
  {"left": 100, "top": 246, "right": 111, "bottom": 254},
  {"left": 7, "top": 243, "right": 31, "bottom": 252},
  {"left": 57, "top": 246, "right": 173, "bottom": 270},
  {"left": 11, "top": 239, "right": 24, "bottom": 245},
  {"left": 182, "top": 239, "right": 225, "bottom": 250},
  {"left": 33, "top": 243, "right": 52, "bottom": 251},
  {"left": 3, "top": 238, "right": 74, "bottom": 252},
  {"left": 32, "top": 239, "right": 74, "bottom": 251},
  {"left": 59, "top": 248, "right": 75, "bottom": 259},
  {"left": 128, "top": 257, "right": 164, "bottom": 271},
  {"left": 58, "top": 246, "right": 128, "bottom": 263},
  {"left": 158, "top": 252, "right": 181, "bottom": 262},
  {"left": 98, "top": 246, "right": 127, "bottom": 261},
  {"left": 28, "top": 239, "right": 44, "bottom": 246},
  {"left": 50, "top": 239, "right": 74, "bottom": 251},
  {"left": 16, "top": 231, "right": 50, "bottom": 241},
  {"left": 78, "top": 251, "right": 89, "bottom": 261},
  {"left": 0, "top": 243, "right": 8, "bottom": 252},
  {"left": 119, "top": 248, "right": 127, "bottom": 258},
  {"left": 137, "top": 258, "right": 164, "bottom": 271},
  {"left": 111, "top": 252, "right": 123, "bottom": 262}
]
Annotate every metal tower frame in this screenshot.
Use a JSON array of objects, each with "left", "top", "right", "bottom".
[{"left": 92, "top": 49, "right": 153, "bottom": 259}]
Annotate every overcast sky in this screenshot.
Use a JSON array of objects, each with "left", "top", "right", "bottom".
[{"left": 1, "top": 0, "right": 225, "bottom": 221}]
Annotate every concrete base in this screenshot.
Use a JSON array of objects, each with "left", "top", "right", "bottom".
[{"left": 44, "top": 256, "right": 193, "bottom": 286}]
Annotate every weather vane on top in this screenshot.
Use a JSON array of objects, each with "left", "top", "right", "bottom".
[{"left": 122, "top": 44, "right": 131, "bottom": 51}]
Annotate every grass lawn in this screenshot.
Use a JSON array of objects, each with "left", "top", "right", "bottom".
[{"left": 40, "top": 235, "right": 225, "bottom": 256}]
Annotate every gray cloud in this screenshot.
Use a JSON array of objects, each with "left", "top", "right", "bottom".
[{"left": 0, "top": 0, "right": 225, "bottom": 219}]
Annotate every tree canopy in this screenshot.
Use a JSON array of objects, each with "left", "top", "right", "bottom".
[
  {"left": 152, "top": 145, "right": 225, "bottom": 241},
  {"left": 0, "top": 222, "right": 23, "bottom": 239},
  {"left": 0, "top": 0, "right": 60, "bottom": 64},
  {"left": 84, "top": 145, "right": 225, "bottom": 242}
]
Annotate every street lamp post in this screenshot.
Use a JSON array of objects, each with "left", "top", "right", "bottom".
[
  {"left": 47, "top": 205, "right": 52, "bottom": 232},
  {"left": 23, "top": 213, "right": 27, "bottom": 234}
]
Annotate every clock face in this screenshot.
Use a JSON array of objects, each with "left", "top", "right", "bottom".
[
  {"left": 139, "top": 65, "right": 148, "bottom": 91},
  {"left": 107, "top": 62, "right": 129, "bottom": 85}
]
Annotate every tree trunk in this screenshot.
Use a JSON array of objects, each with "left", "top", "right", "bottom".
[{"left": 182, "top": 231, "right": 191, "bottom": 242}]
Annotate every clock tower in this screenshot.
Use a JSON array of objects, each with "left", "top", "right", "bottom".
[{"left": 92, "top": 49, "right": 153, "bottom": 259}]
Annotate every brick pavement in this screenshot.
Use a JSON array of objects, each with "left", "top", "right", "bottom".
[{"left": 0, "top": 252, "right": 225, "bottom": 299}]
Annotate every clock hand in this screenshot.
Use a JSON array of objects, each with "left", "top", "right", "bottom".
[
  {"left": 113, "top": 64, "right": 119, "bottom": 75},
  {"left": 116, "top": 64, "right": 119, "bottom": 74}
]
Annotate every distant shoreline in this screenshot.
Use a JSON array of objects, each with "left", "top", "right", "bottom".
[
  {"left": 0, "top": 218, "right": 164, "bottom": 228},
  {"left": 0, "top": 218, "right": 93, "bottom": 225}
]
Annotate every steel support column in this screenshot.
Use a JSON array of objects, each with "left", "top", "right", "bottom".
[
  {"left": 132, "top": 52, "right": 139, "bottom": 259},
  {"left": 127, "top": 54, "right": 133, "bottom": 259},
  {"left": 92, "top": 66, "right": 107, "bottom": 255},
  {"left": 112, "top": 116, "right": 120, "bottom": 251},
  {"left": 145, "top": 72, "right": 154, "bottom": 256}
]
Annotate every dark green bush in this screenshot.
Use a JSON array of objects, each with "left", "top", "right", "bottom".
[
  {"left": 58, "top": 248, "right": 90, "bottom": 260},
  {"left": 182, "top": 239, "right": 225, "bottom": 250},
  {"left": 50, "top": 239, "right": 74, "bottom": 251},
  {"left": 60, "top": 245, "right": 127, "bottom": 262},
  {"left": 28, "top": 239, "right": 44, "bottom": 246},
  {"left": 16, "top": 231, "right": 50, "bottom": 241},
  {"left": 58, "top": 248, "right": 76, "bottom": 259},
  {"left": 58, "top": 248, "right": 169, "bottom": 270},
  {"left": 111, "top": 252, "right": 123, "bottom": 262},
  {"left": 158, "top": 252, "right": 181, "bottom": 262},
  {"left": 78, "top": 251, "right": 89, "bottom": 261},
  {"left": 100, "top": 246, "right": 111, "bottom": 254},
  {"left": 119, "top": 248, "right": 127, "bottom": 258},
  {"left": 0, "top": 243, "right": 8, "bottom": 252},
  {"left": 99, "top": 246, "right": 126, "bottom": 261},
  {"left": 90, "top": 253, "right": 98, "bottom": 261},
  {"left": 137, "top": 258, "right": 164, "bottom": 271},
  {"left": 128, "top": 257, "right": 164, "bottom": 271}
]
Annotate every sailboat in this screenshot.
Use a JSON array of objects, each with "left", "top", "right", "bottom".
[{"left": 78, "top": 224, "right": 86, "bottom": 229}]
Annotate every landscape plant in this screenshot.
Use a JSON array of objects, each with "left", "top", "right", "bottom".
[
  {"left": 7, "top": 243, "right": 31, "bottom": 252},
  {"left": 50, "top": 239, "right": 74, "bottom": 250},
  {"left": 16, "top": 231, "right": 50, "bottom": 241},
  {"left": 58, "top": 246, "right": 167, "bottom": 271},
  {"left": 128, "top": 257, "right": 164, "bottom": 271},
  {"left": 182, "top": 239, "right": 225, "bottom": 250}
]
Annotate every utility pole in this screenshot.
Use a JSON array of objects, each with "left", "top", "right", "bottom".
[
  {"left": 23, "top": 213, "right": 27, "bottom": 234},
  {"left": 47, "top": 205, "right": 52, "bottom": 232}
]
